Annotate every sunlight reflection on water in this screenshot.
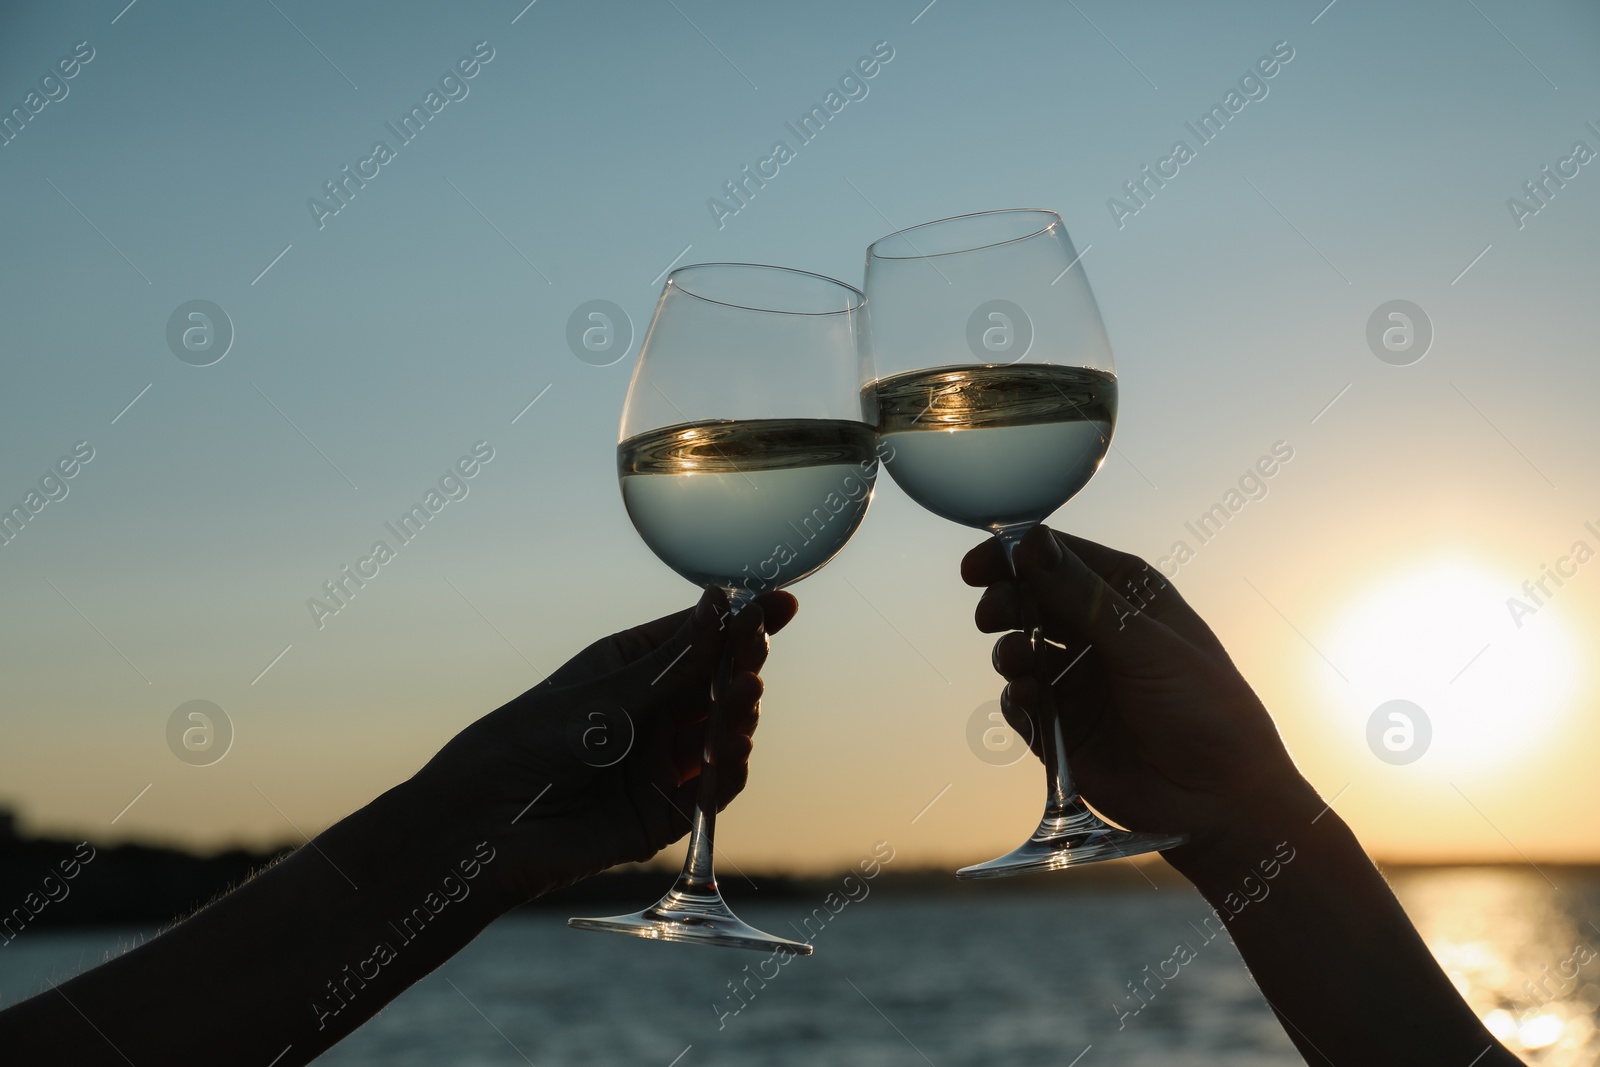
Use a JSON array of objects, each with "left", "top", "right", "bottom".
[{"left": 1393, "top": 868, "right": 1600, "bottom": 1066}]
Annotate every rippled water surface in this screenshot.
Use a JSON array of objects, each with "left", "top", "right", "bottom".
[{"left": 2, "top": 869, "right": 1594, "bottom": 1065}]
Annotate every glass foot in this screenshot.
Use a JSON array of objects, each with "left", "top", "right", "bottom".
[
  {"left": 568, "top": 884, "right": 813, "bottom": 955},
  {"left": 957, "top": 805, "right": 1188, "bottom": 880}
]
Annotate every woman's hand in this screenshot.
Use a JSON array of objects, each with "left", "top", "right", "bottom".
[
  {"left": 963, "top": 525, "right": 1315, "bottom": 867},
  {"left": 406, "top": 588, "right": 798, "bottom": 912}
]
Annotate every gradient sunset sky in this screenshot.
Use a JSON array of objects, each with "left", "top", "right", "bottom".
[{"left": 2, "top": 0, "right": 1597, "bottom": 872}]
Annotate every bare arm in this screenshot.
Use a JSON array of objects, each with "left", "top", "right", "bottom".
[
  {"left": 1172, "top": 791, "right": 1507, "bottom": 1065},
  {"left": 2, "top": 785, "right": 507, "bottom": 1064}
]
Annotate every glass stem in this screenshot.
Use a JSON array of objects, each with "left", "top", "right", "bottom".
[
  {"left": 670, "top": 587, "right": 753, "bottom": 897},
  {"left": 996, "top": 525, "right": 1077, "bottom": 816}
]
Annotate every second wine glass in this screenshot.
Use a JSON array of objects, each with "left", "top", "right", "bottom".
[
  {"left": 568, "top": 263, "right": 878, "bottom": 952},
  {"left": 864, "top": 209, "right": 1187, "bottom": 878}
]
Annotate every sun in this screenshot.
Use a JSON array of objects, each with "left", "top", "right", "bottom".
[{"left": 1318, "top": 557, "right": 1578, "bottom": 775}]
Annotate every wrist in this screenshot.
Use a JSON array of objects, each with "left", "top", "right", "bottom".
[
  {"left": 1162, "top": 772, "right": 1335, "bottom": 897},
  {"left": 218, "top": 782, "right": 513, "bottom": 1047},
  {"left": 316, "top": 778, "right": 516, "bottom": 930}
]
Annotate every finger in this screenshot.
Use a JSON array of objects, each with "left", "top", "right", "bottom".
[
  {"left": 662, "top": 778, "right": 699, "bottom": 841},
  {"left": 1011, "top": 525, "right": 1179, "bottom": 670},
  {"left": 961, "top": 536, "right": 1012, "bottom": 587},
  {"left": 601, "top": 589, "right": 731, "bottom": 700},
  {"left": 652, "top": 611, "right": 767, "bottom": 732},
  {"left": 730, "top": 630, "right": 770, "bottom": 679},
  {"left": 714, "top": 732, "right": 753, "bottom": 811},
  {"left": 994, "top": 639, "right": 1103, "bottom": 722},
  {"left": 724, "top": 602, "right": 771, "bottom": 678},
  {"left": 713, "top": 670, "right": 763, "bottom": 742},
  {"left": 672, "top": 721, "right": 707, "bottom": 781},
  {"left": 998, "top": 683, "right": 1044, "bottom": 760},
  {"left": 750, "top": 591, "right": 799, "bottom": 635},
  {"left": 722, "top": 671, "right": 762, "bottom": 738},
  {"left": 662, "top": 718, "right": 754, "bottom": 826},
  {"left": 711, "top": 671, "right": 761, "bottom": 810},
  {"left": 598, "top": 599, "right": 700, "bottom": 664},
  {"left": 1003, "top": 676, "right": 1073, "bottom": 741},
  {"left": 670, "top": 725, "right": 753, "bottom": 792},
  {"left": 990, "top": 631, "right": 1037, "bottom": 677},
  {"left": 1050, "top": 530, "right": 1228, "bottom": 659},
  {"left": 1002, "top": 669, "right": 1108, "bottom": 759},
  {"left": 724, "top": 592, "right": 798, "bottom": 677},
  {"left": 990, "top": 630, "right": 1090, "bottom": 675},
  {"left": 670, "top": 671, "right": 762, "bottom": 777},
  {"left": 974, "top": 583, "right": 1025, "bottom": 634}
]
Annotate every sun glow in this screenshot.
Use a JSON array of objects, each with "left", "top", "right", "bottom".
[{"left": 1319, "top": 558, "right": 1578, "bottom": 774}]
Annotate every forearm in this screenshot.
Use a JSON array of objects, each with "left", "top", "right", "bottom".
[
  {"left": 0, "top": 780, "right": 512, "bottom": 1066},
  {"left": 1167, "top": 782, "right": 1518, "bottom": 1066}
]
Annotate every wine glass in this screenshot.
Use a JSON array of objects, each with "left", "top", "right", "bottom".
[
  {"left": 863, "top": 209, "right": 1187, "bottom": 878},
  {"left": 568, "top": 263, "right": 877, "bottom": 952}
]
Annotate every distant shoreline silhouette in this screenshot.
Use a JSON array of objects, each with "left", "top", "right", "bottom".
[{"left": 2, "top": 808, "right": 1590, "bottom": 934}]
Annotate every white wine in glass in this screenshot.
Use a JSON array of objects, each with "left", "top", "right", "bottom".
[
  {"left": 873, "top": 363, "right": 1116, "bottom": 532},
  {"left": 619, "top": 418, "right": 877, "bottom": 594}
]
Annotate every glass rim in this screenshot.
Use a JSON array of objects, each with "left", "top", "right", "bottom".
[
  {"left": 865, "top": 208, "right": 1063, "bottom": 261},
  {"left": 666, "top": 262, "right": 866, "bottom": 316}
]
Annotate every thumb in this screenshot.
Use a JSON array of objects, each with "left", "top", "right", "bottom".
[
  {"left": 551, "top": 592, "right": 730, "bottom": 771},
  {"left": 580, "top": 588, "right": 730, "bottom": 706},
  {"left": 1013, "top": 526, "right": 1179, "bottom": 671}
]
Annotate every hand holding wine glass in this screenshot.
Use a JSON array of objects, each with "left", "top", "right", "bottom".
[
  {"left": 963, "top": 525, "right": 1310, "bottom": 866},
  {"left": 569, "top": 263, "right": 878, "bottom": 953},
  {"left": 412, "top": 587, "right": 798, "bottom": 907}
]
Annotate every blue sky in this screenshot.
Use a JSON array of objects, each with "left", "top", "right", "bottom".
[{"left": 2, "top": 0, "right": 1598, "bottom": 869}]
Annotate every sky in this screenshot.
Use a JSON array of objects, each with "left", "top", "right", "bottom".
[{"left": 1, "top": 0, "right": 1597, "bottom": 873}]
